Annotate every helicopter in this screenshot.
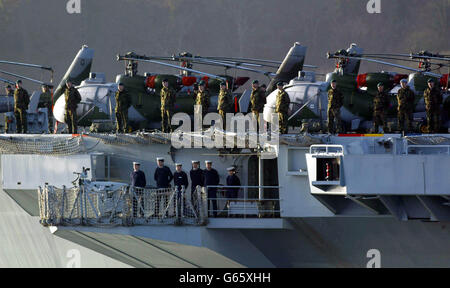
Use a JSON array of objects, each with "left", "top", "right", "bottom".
[
  {"left": 263, "top": 43, "right": 450, "bottom": 133},
  {"left": 52, "top": 42, "right": 316, "bottom": 131},
  {"left": 0, "top": 59, "right": 56, "bottom": 133}
]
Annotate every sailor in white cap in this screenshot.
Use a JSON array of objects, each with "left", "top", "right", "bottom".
[
  {"left": 174, "top": 163, "right": 189, "bottom": 194},
  {"left": 190, "top": 160, "right": 203, "bottom": 195},
  {"left": 204, "top": 160, "right": 220, "bottom": 216},
  {"left": 226, "top": 166, "right": 241, "bottom": 199},
  {"left": 131, "top": 161, "right": 146, "bottom": 188},
  {"left": 154, "top": 157, "right": 173, "bottom": 188},
  {"left": 131, "top": 161, "right": 146, "bottom": 218}
]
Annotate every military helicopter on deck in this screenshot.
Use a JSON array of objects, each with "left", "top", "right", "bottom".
[
  {"left": 264, "top": 43, "right": 450, "bottom": 133},
  {"left": 52, "top": 42, "right": 316, "bottom": 131},
  {"left": 0, "top": 59, "right": 55, "bottom": 133}
]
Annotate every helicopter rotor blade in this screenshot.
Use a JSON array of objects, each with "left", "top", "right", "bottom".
[
  {"left": 0, "top": 60, "right": 53, "bottom": 71},
  {"left": 328, "top": 55, "right": 443, "bottom": 78},
  {"left": 201, "top": 56, "right": 318, "bottom": 69},
  {"left": 183, "top": 57, "right": 277, "bottom": 76},
  {"left": 118, "top": 56, "right": 227, "bottom": 81},
  {"left": 0, "top": 69, "right": 54, "bottom": 87}
]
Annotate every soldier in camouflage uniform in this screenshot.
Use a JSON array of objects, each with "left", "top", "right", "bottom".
[
  {"left": 250, "top": 80, "right": 266, "bottom": 127},
  {"left": 38, "top": 84, "right": 53, "bottom": 133},
  {"left": 423, "top": 78, "right": 443, "bottom": 133},
  {"left": 196, "top": 80, "right": 210, "bottom": 117},
  {"left": 115, "top": 83, "right": 131, "bottom": 133},
  {"left": 4, "top": 85, "right": 13, "bottom": 133},
  {"left": 217, "top": 81, "right": 231, "bottom": 122},
  {"left": 13, "top": 80, "right": 30, "bottom": 134},
  {"left": 372, "top": 83, "right": 390, "bottom": 133},
  {"left": 64, "top": 80, "right": 82, "bottom": 134},
  {"left": 327, "top": 80, "right": 344, "bottom": 134},
  {"left": 275, "top": 82, "right": 290, "bottom": 134},
  {"left": 396, "top": 79, "right": 415, "bottom": 133},
  {"left": 160, "top": 79, "right": 175, "bottom": 133}
]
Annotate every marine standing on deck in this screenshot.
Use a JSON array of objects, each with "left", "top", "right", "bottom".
[
  {"left": 4, "top": 85, "right": 13, "bottom": 133},
  {"left": 396, "top": 79, "right": 415, "bottom": 133},
  {"left": 327, "top": 80, "right": 344, "bottom": 134},
  {"left": 226, "top": 167, "right": 240, "bottom": 199},
  {"left": 217, "top": 81, "right": 231, "bottom": 122},
  {"left": 196, "top": 80, "right": 210, "bottom": 117},
  {"left": 423, "top": 78, "right": 443, "bottom": 133},
  {"left": 39, "top": 84, "right": 53, "bottom": 133},
  {"left": 64, "top": 80, "right": 82, "bottom": 134},
  {"left": 275, "top": 82, "right": 290, "bottom": 134},
  {"left": 13, "top": 80, "right": 30, "bottom": 134},
  {"left": 372, "top": 83, "right": 390, "bottom": 133},
  {"left": 250, "top": 80, "right": 266, "bottom": 127},
  {"left": 154, "top": 157, "right": 173, "bottom": 189},
  {"left": 203, "top": 160, "right": 220, "bottom": 217},
  {"left": 160, "top": 79, "right": 176, "bottom": 132},
  {"left": 115, "top": 83, "right": 131, "bottom": 133}
]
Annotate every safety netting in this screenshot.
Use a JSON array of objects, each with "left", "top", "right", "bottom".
[{"left": 38, "top": 184, "right": 208, "bottom": 227}]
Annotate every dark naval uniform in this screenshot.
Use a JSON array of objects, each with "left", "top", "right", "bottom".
[
  {"left": 174, "top": 170, "right": 189, "bottom": 191},
  {"left": 196, "top": 89, "right": 210, "bottom": 117},
  {"left": 226, "top": 174, "right": 241, "bottom": 199},
  {"left": 38, "top": 90, "right": 53, "bottom": 133},
  {"left": 204, "top": 168, "right": 220, "bottom": 216},
  {"left": 250, "top": 87, "right": 266, "bottom": 124},
  {"left": 14, "top": 87, "right": 30, "bottom": 134},
  {"left": 275, "top": 88, "right": 290, "bottom": 134},
  {"left": 131, "top": 170, "right": 146, "bottom": 188},
  {"left": 423, "top": 87, "right": 442, "bottom": 133},
  {"left": 160, "top": 86, "right": 176, "bottom": 132},
  {"left": 190, "top": 168, "right": 204, "bottom": 193},
  {"left": 64, "top": 86, "right": 82, "bottom": 134},
  {"left": 396, "top": 86, "right": 415, "bottom": 133},
  {"left": 131, "top": 170, "right": 146, "bottom": 217},
  {"left": 327, "top": 87, "right": 344, "bottom": 134},
  {"left": 154, "top": 166, "right": 174, "bottom": 189},
  {"left": 217, "top": 89, "right": 232, "bottom": 121},
  {"left": 373, "top": 91, "right": 390, "bottom": 132}
]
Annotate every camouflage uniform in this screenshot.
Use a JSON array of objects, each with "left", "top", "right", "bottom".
[
  {"left": 5, "top": 90, "right": 13, "bottom": 133},
  {"left": 250, "top": 88, "right": 265, "bottom": 123},
  {"left": 38, "top": 90, "right": 53, "bottom": 133},
  {"left": 115, "top": 89, "right": 131, "bottom": 133},
  {"left": 160, "top": 86, "right": 175, "bottom": 132},
  {"left": 196, "top": 89, "right": 210, "bottom": 117},
  {"left": 64, "top": 86, "right": 82, "bottom": 134},
  {"left": 275, "top": 89, "right": 290, "bottom": 134},
  {"left": 327, "top": 88, "right": 344, "bottom": 134},
  {"left": 423, "top": 87, "right": 442, "bottom": 133},
  {"left": 217, "top": 89, "right": 231, "bottom": 121},
  {"left": 372, "top": 91, "right": 389, "bottom": 132},
  {"left": 396, "top": 86, "right": 415, "bottom": 133},
  {"left": 14, "top": 87, "right": 30, "bottom": 134}
]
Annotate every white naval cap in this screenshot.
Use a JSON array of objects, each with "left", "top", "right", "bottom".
[
  {"left": 191, "top": 160, "right": 200, "bottom": 164},
  {"left": 227, "top": 167, "right": 236, "bottom": 171},
  {"left": 156, "top": 157, "right": 164, "bottom": 161},
  {"left": 175, "top": 163, "right": 182, "bottom": 166},
  {"left": 205, "top": 160, "right": 212, "bottom": 164},
  {"left": 133, "top": 161, "right": 141, "bottom": 165}
]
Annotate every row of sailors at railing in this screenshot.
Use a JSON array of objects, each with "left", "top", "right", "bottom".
[{"left": 131, "top": 158, "right": 241, "bottom": 217}]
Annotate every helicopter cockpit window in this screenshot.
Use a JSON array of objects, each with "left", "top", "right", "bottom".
[{"left": 306, "top": 86, "right": 319, "bottom": 111}]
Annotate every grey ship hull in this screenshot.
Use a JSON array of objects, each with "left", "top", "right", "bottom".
[{"left": 1, "top": 133, "right": 450, "bottom": 268}]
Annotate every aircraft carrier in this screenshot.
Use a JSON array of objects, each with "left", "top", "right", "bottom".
[{"left": 1, "top": 45, "right": 450, "bottom": 268}]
